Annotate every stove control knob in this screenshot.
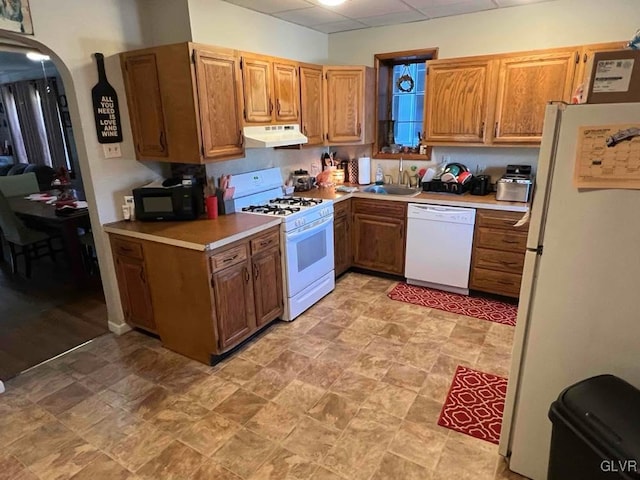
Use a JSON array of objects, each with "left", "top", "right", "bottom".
[{"left": 295, "top": 218, "right": 305, "bottom": 227}]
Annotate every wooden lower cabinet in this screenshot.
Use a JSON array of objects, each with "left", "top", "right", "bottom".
[
  {"left": 470, "top": 209, "right": 529, "bottom": 298},
  {"left": 352, "top": 199, "right": 406, "bottom": 275},
  {"left": 252, "top": 247, "right": 283, "bottom": 327},
  {"left": 110, "top": 237, "right": 156, "bottom": 333},
  {"left": 108, "top": 227, "right": 283, "bottom": 364},
  {"left": 333, "top": 199, "right": 352, "bottom": 277},
  {"left": 212, "top": 259, "right": 255, "bottom": 349}
]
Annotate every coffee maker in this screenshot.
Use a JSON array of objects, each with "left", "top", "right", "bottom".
[{"left": 470, "top": 175, "right": 491, "bottom": 196}]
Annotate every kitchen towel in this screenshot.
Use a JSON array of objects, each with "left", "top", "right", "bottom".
[{"left": 358, "top": 156, "right": 371, "bottom": 184}]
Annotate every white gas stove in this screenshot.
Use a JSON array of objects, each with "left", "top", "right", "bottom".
[{"left": 229, "top": 168, "right": 335, "bottom": 321}]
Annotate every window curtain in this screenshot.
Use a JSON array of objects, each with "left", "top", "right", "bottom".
[
  {"left": 0, "top": 85, "right": 28, "bottom": 163},
  {"left": 8, "top": 81, "right": 48, "bottom": 166},
  {"left": 2, "top": 78, "right": 70, "bottom": 170},
  {"left": 33, "top": 78, "right": 67, "bottom": 170}
]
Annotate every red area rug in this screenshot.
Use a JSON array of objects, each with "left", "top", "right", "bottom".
[
  {"left": 438, "top": 366, "right": 508, "bottom": 445},
  {"left": 387, "top": 282, "right": 518, "bottom": 327}
]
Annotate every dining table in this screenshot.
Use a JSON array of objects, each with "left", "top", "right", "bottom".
[{"left": 8, "top": 192, "right": 91, "bottom": 284}]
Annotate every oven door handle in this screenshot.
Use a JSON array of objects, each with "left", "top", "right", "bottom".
[{"left": 287, "top": 214, "right": 334, "bottom": 240}]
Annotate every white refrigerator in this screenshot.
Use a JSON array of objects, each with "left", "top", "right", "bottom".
[{"left": 499, "top": 102, "right": 640, "bottom": 480}]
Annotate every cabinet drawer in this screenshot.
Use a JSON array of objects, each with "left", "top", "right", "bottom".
[
  {"left": 476, "top": 227, "right": 527, "bottom": 252},
  {"left": 210, "top": 245, "right": 248, "bottom": 272},
  {"left": 251, "top": 230, "right": 279, "bottom": 255},
  {"left": 334, "top": 199, "right": 351, "bottom": 219},
  {"left": 112, "top": 238, "right": 143, "bottom": 260},
  {"left": 474, "top": 248, "right": 525, "bottom": 275},
  {"left": 353, "top": 198, "right": 406, "bottom": 218},
  {"left": 477, "top": 209, "right": 528, "bottom": 231},
  {"left": 471, "top": 267, "right": 522, "bottom": 298}
]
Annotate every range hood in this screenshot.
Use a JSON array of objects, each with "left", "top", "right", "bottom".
[{"left": 243, "top": 124, "right": 308, "bottom": 148}]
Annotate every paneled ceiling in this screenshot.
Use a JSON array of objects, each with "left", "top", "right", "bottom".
[{"left": 221, "top": 0, "right": 557, "bottom": 33}]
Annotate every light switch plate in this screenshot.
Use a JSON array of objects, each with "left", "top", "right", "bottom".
[{"left": 103, "top": 144, "right": 122, "bottom": 158}]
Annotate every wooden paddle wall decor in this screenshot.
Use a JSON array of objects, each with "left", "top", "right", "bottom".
[{"left": 91, "top": 52, "right": 123, "bottom": 143}]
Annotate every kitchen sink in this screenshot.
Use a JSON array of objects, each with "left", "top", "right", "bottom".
[{"left": 362, "top": 185, "right": 422, "bottom": 197}]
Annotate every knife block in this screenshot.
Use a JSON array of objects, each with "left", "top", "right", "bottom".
[{"left": 216, "top": 190, "right": 235, "bottom": 215}]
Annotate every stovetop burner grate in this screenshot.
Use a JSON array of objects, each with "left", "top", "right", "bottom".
[
  {"left": 242, "top": 205, "right": 301, "bottom": 216},
  {"left": 270, "top": 197, "right": 323, "bottom": 207}
]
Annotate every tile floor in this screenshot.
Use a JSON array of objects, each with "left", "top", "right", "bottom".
[{"left": 1, "top": 272, "right": 528, "bottom": 480}]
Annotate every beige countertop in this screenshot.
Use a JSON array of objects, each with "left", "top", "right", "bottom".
[
  {"left": 296, "top": 184, "right": 529, "bottom": 212},
  {"left": 103, "top": 213, "right": 281, "bottom": 252}
]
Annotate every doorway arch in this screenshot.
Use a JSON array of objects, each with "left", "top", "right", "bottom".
[{"left": 0, "top": 30, "right": 126, "bottom": 336}]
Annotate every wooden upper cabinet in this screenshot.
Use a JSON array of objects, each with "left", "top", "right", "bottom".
[
  {"left": 572, "top": 41, "right": 627, "bottom": 93},
  {"left": 299, "top": 65, "right": 324, "bottom": 145},
  {"left": 242, "top": 56, "right": 273, "bottom": 123},
  {"left": 273, "top": 62, "right": 300, "bottom": 123},
  {"left": 120, "top": 42, "right": 244, "bottom": 164},
  {"left": 194, "top": 50, "right": 244, "bottom": 159},
  {"left": 121, "top": 53, "right": 168, "bottom": 159},
  {"left": 492, "top": 49, "right": 577, "bottom": 143},
  {"left": 241, "top": 55, "right": 301, "bottom": 125},
  {"left": 425, "top": 59, "right": 494, "bottom": 143},
  {"left": 324, "top": 66, "right": 375, "bottom": 144}
]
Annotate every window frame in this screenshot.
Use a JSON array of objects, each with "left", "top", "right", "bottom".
[{"left": 374, "top": 48, "right": 438, "bottom": 160}]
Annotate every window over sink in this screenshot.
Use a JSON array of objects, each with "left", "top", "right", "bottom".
[{"left": 374, "top": 48, "right": 438, "bottom": 160}]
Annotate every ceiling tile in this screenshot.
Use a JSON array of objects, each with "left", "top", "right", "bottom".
[
  {"left": 359, "top": 11, "right": 428, "bottom": 27},
  {"left": 222, "top": 0, "right": 314, "bottom": 14},
  {"left": 308, "top": 0, "right": 413, "bottom": 19},
  {"left": 273, "top": 6, "right": 348, "bottom": 25},
  {"left": 312, "top": 19, "right": 369, "bottom": 33},
  {"left": 414, "top": 0, "right": 498, "bottom": 18},
  {"left": 493, "top": 0, "right": 553, "bottom": 6}
]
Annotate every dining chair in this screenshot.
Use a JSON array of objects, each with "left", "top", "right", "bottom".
[
  {"left": 0, "top": 172, "right": 39, "bottom": 197},
  {"left": 0, "top": 190, "right": 59, "bottom": 278}
]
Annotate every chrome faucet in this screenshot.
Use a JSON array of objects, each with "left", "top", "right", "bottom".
[{"left": 397, "top": 157, "right": 410, "bottom": 186}]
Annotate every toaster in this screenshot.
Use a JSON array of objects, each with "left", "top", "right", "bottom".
[
  {"left": 291, "top": 170, "right": 313, "bottom": 192},
  {"left": 496, "top": 175, "right": 533, "bottom": 202}
]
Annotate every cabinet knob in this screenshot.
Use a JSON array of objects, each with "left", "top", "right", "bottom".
[
  {"left": 268, "top": 98, "right": 273, "bottom": 115},
  {"left": 494, "top": 122, "right": 498, "bottom": 138},
  {"left": 479, "top": 122, "right": 485, "bottom": 138},
  {"left": 276, "top": 98, "right": 281, "bottom": 115},
  {"left": 253, "top": 264, "right": 259, "bottom": 279},
  {"left": 243, "top": 267, "right": 250, "bottom": 283},
  {"left": 357, "top": 123, "right": 362, "bottom": 136},
  {"left": 159, "top": 131, "right": 166, "bottom": 150},
  {"left": 238, "top": 130, "right": 243, "bottom": 147}
]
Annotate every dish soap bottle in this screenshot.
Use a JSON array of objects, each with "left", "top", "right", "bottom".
[{"left": 375, "top": 164, "right": 384, "bottom": 185}]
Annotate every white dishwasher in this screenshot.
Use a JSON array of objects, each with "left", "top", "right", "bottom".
[{"left": 405, "top": 204, "right": 476, "bottom": 295}]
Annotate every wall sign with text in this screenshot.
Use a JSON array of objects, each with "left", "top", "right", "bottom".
[{"left": 91, "top": 52, "right": 123, "bottom": 144}]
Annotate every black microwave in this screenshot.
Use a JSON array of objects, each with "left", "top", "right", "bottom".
[{"left": 132, "top": 184, "right": 203, "bottom": 221}]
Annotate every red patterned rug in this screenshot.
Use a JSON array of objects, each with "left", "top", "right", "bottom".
[
  {"left": 387, "top": 282, "right": 518, "bottom": 327},
  {"left": 438, "top": 366, "right": 508, "bottom": 445}
]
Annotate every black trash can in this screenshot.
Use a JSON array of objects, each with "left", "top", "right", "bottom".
[{"left": 548, "top": 374, "right": 640, "bottom": 480}]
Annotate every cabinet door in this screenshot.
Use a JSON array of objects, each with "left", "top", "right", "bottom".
[
  {"left": 213, "top": 260, "right": 256, "bottom": 350},
  {"left": 242, "top": 56, "right": 273, "bottom": 123},
  {"left": 425, "top": 60, "right": 493, "bottom": 143},
  {"left": 492, "top": 50, "right": 577, "bottom": 143},
  {"left": 333, "top": 201, "right": 351, "bottom": 277},
  {"left": 114, "top": 255, "right": 156, "bottom": 332},
  {"left": 273, "top": 62, "right": 299, "bottom": 123},
  {"left": 573, "top": 41, "right": 627, "bottom": 94},
  {"left": 299, "top": 66, "right": 324, "bottom": 145},
  {"left": 353, "top": 213, "right": 405, "bottom": 275},
  {"left": 194, "top": 50, "right": 244, "bottom": 159},
  {"left": 252, "top": 248, "right": 283, "bottom": 327},
  {"left": 121, "top": 53, "right": 168, "bottom": 159},
  {"left": 325, "top": 68, "right": 363, "bottom": 143}
]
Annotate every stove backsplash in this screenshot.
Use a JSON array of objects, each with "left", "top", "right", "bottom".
[{"left": 204, "top": 146, "right": 326, "bottom": 187}]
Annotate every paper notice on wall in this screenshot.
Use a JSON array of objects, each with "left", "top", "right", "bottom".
[
  {"left": 574, "top": 124, "right": 640, "bottom": 189},
  {"left": 593, "top": 59, "right": 634, "bottom": 93}
]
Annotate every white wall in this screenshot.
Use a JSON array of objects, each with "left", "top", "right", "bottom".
[
  {"left": 328, "top": 0, "right": 639, "bottom": 179},
  {"left": 187, "top": 0, "right": 329, "bottom": 63},
  {"left": 0, "top": 0, "right": 166, "bottom": 334}
]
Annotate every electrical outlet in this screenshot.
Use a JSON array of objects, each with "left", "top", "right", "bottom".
[{"left": 103, "top": 143, "right": 122, "bottom": 158}]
